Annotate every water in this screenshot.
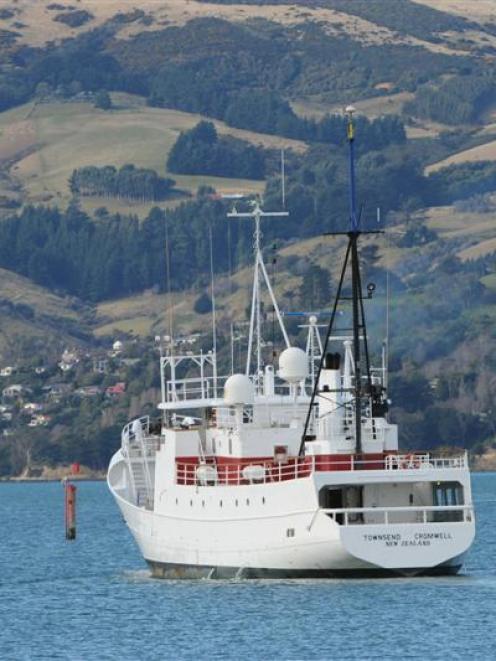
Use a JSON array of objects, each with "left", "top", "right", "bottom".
[{"left": 0, "top": 475, "right": 495, "bottom": 660}]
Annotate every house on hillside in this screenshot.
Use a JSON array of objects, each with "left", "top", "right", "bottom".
[
  {"left": 105, "top": 382, "right": 126, "bottom": 397},
  {"left": 108, "top": 340, "right": 124, "bottom": 358},
  {"left": 43, "top": 383, "right": 73, "bottom": 401},
  {"left": 92, "top": 356, "right": 109, "bottom": 374},
  {"left": 28, "top": 414, "right": 51, "bottom": 427},
  {"left": 2, "top": 384, "right": 32, "bottom": 400},
  {"left": 23, "top": 402, "right": 44, "bottom": 413},
  {"left": 75, "top": 385, "right": 102, "bottom": 398},
  {"left": 58, "top": 348, "right": 80, "bottom": 372},
  {"left": 0, "top": 366, "right": 15, "bottom": 377}
]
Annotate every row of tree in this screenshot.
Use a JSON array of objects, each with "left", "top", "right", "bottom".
[{"left": 69, "top": 164, "right": 175, "bottom": 202}]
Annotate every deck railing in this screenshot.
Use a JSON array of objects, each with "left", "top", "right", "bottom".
[
  {"left": 175, "top": 452, "right": 469, "bottom": 486},
  {"left": 322, "top": 504, "right": 474, "bottom": 526}
]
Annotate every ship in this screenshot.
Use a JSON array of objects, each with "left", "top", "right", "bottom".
[{"left": 107, "top": 108, "right": 475, "bottom": 578}]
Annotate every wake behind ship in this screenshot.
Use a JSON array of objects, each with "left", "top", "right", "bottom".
[{"left": 107, "top": 109, "right": 475, "bottom": 578}]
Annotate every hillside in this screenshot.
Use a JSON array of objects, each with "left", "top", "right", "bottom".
[
  {"left": 1, "top": 94, "right": 303, "bottom": 215},
  {"left": 1, "top": 0, "right": 496, "bottom": 475},
  {"left": 2, "top": 0, "right": 495, "bottom": 53}
]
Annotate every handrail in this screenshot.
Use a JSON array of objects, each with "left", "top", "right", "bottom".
[
  {"left": 321, "top": 504, "right": 474, "bottom": 526},
  {"left": 175, "top": 452, "right": 469, "bottom": 486}
]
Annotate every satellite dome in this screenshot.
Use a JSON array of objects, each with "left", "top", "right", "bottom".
[
  {"left": 113, "top": 340, "right": 123, "bottom": 351},
  {"left": 224, "top": 374, "right": 254, "bottom": 405},
  {"left": 278, "top": 347, "right": 308, "bottom": 383}
]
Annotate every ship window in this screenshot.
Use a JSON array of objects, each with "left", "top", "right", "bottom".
[
  {"left": 235, "top": 499, "right": 238, "bottom": 507},
  {"left": 229, "top": 438, "right": 232, "bottom": 454},
  {"left": 432, "top": 482, "right": 464, "bottom": 522},
  {"left": 202, "top": 500, "right": 205, "bottom": 508},
  {"left": 286, "top": 528, "right": 295, "bottom": 538},
  {"left": 262, "top": 497, "right": 266, "bottom": 504},
  {"left": 175, "top": 498, "right": 178, "bottom": 505},
  {"left": 212, "top": 439, "right": 216, "bottom": 453},
  {"left": 190, "top": 499, "right": 193, "bottom": 507},
  {"left": 219, "top": 500, "right": 223, "bottom": 508},
  {"left": 246, "top": 498, "right": 250, "bottom": 506}
]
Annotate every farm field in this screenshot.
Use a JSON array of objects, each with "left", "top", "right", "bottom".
[
  {"left": 413, "top": 0, "right": 496, "bottom": 22},
  {"left": 1, "top": 94, "right": 305, "bottom": 214},
  {"left": 425, "top": 136, "right": 496, "bottom": 174}
]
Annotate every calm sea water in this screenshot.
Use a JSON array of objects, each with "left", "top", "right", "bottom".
[{"left": 0, "top": 474, "right": 495, "bottom": 660}]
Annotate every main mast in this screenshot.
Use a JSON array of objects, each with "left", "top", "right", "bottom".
[
  {"left": 300, "top": 106, "right": 377, "bottom": 456},
  {"left": 347, "top": 107, "right": 364, "bottom": 454}
]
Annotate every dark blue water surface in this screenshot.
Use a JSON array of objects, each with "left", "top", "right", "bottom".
[{"left": 0, "top": 474, "right": 495, "bottom": 660}]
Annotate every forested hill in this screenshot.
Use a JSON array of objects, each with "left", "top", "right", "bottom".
[{"left": 2, "top": 0, "right": 496, "bottom": 473}]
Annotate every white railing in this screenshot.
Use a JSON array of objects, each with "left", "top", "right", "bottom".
[
  {"left": 176, "top": 458, "right": 314, "bottom": 486},
  {"left": 165, "top": 374, "right": 298, "bottom": 404},
  {"left": 121, "top": 416, "right": 160, "bottom": 508},
  {"left": 322, "top": 505, "right": 474, "bottom": 526},
  {"left": 175, "top": 452, "right": 469, "bottom": 487},
  {"left": 167, "top": 376, "right": 229, "bottom": 402},
  {"left": 385, "top": 453, "right": 468, "bottom": 470}
]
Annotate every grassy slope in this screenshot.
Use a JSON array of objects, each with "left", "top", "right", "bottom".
[
  {"left": 2, "top": 94, "right": 306, "bottom": 215},
  {"left": 1, "top": 0, "right": 484, "bottom": 54},
  {"left": 0, "top": 267, "right": 88, "bottom": 359},
  {"left": 425, "top": 137, "right": 496, "bottom": 174}
]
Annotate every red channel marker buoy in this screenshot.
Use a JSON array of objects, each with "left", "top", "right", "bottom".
[
  {"left": 64, "top": 481, "right": 77, "bottom": 540},
  {"left": 64, "top": 461, "right": 79, "bottom": 541}
]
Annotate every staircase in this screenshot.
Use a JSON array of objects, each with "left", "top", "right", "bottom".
[{"left": 130, "top": 460, "right": 153, "bottom": 508}]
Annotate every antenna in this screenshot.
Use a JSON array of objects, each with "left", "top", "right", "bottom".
[
  {"left": 164, "top": 213, "right": 174, "bottom": 343},
  {"left": 281, "top": 149, "right": 286, "bottom": 208},
  {"left": 345, "top": 105, "right": 358, "bottom": 231},
  {"left": 227, "top": 201, "right": 290, "bottom": 383},
  {"left": 208, "top": 224, "right": 218, "bottom": 397}
]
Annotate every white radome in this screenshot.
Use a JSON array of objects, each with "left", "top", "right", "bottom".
[
  {"left": 224, "top": 373, "right": 255, "bottom": 405},
  {"left": 278, "top": 347, "right": 309, "bottom": 383}
]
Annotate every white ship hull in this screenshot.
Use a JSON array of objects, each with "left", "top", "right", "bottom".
[{"left": 108, "top": 450, "right": 475, "bottom": 578}]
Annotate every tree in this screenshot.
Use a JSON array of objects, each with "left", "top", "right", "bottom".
[
  {"left": 94, "top": 90, "right": 112, "bottom": 111},
  {"left": 298, "top": 264, "right": 332, "bottom": 310},
  {"left": 194, "top": 292, "right": 213, "bottom": 314}
]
